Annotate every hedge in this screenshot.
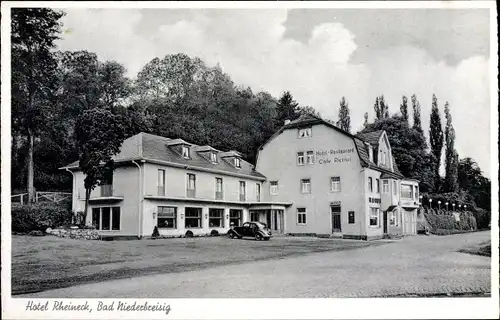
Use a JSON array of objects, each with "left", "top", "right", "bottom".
[
  {"left": 11, "top": 203, "right": 73, "bottom": 233},
  {"left": 424, "top": 211, "right": 477, "bottom": 233}
]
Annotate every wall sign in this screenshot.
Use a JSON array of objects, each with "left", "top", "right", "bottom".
[
  {"left": 316, "top": 148, "right": 355, "bottom": 165},
  {"left": 330, "top": 201, "right": 341, "bottom": 206},
  {"left": 369, "top": 197, "right": 381, "bottom": 204}
]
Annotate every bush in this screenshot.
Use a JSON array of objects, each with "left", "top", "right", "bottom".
[
  {"left": 152, "top": 226, "right": 160, "bottom": 238},
  {"left": 185, "top": 230, "right": 194, "bottom": 238},
  {"left": 210, "top": 229, "right": 220, "bottom": 236},
  {"left": 474, "top": 208, "right": 491, "bottom": 229},
  {"left": 11, "top": 203, "right": 73, "bottom": 233},
  {"left": 28, "top": 230, "right": 45, "bottom": 237},
  {"left": 425, "top": 211, "right": 477, "bottom": 233}
]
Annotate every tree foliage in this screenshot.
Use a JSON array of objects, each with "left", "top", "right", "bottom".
[
  {"left": 373, "top": 95, "right": 389, "bottom": 120},
  {"left": 337, "top": 96, "right": 351, "bottom": 132},
  {"left": 400, "top": 95, "right": 409, "bottom": 124},
  {"left": 443, "top": 102, "right": 459, "bottom": 192},
  {"left": 429, "top": 94, "right": 444, "bottom": 192},
  {"left": 411, "top": 94, "right": 423, "bottom": 133}
]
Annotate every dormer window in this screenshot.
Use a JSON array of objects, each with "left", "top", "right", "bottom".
[
  {"left": 234, "top": 157, "right": 241, "bottom": 168},
  {"left": 210, "top": 152, "right": 217, "bottom": 163},
  {"left": 182, "top": 145, "right": 190, "bottom": 159},
  {"left": 368, "top": 144, "right": 373, "bottom": 162},
  {"left": 298, "top": 127, "right": 312, "bottom": 139}
]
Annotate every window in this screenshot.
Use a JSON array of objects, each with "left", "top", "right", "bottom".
[
  {"left": 368, "top": 145, "right": 374, "bottom": 162},
  {"left": 234, "top": 157, "right": 241, "bottom": 168},
  {"left": 368, "top": 177, "right": 373, "bottom": 192},
  {"left": 389, "top": 209, "right": 399, "bottom": 227},
  {"left": 330, "top": 177, "right": 341, "bottom": 192},
  {"left": 210, "top": 152, "right": 217, "bottom": 163},
  {"left": 369, "top": 207, "right": 379, "bottom": 227},
  {"left": 239, "top": 181, "right": 246, "bottom": 201},
  {"left": 187, "top": 174, "right": 196, "bottom": 197},
  {"left": 230, "top": 209, "right": 242, "bottom": 227},
  {"left": 297, "top": 208, "right": 307, "bottom": 225},
  {"left": 215, "top": 178, "right": 223, "bottom": 200},
  {"left": 298, "top": 127, "right": 312, "bottom": 138},
  {"left": 182, "top": 145, "right": 190, "bottom": 159},
  {"left": 297, "top": 152, "right": 304, "bottom": 166},
  {"left": 185, "top": 207, "right": 202, "bottom": 228},
  {"left": 380, "top": 152, "right": 386, "bottom": 166},
  {"left": 400, "top": 184, "right": 413, "bottom": 199},
  {"left": 100, "top": 168, "right": 113, "bottom": 197},
  {"left": 157, "top": 169, "right": 165, "bottom": 196},
  {"left": 376, "top": 179, "right": 380, "bottom": 193},
  {"left": 306, "top": 151, "right": 314, "bottom": 165},
  {"left": 158, "top": 206, "right": 177, "bottom": 229},
  {"left": 348, "top": 211, "right": 355, "bottom": 224},
  {"left": 393, "top": 180, "right": 397, "bottom": 195},
  {"left": 209, "top": 208, "right": 224, "bottom": 228},
  {"left": 256, "top": 183, "right": 261, "bottom": 202},
  {"left": 250, "top": 211, "right": 259, "bottom": 222},
  {"left": 300, "top": 179, "right": 311, "bottom": 194},
  {"left": 382, "top": 180, "right": 389, "bottom": 193},
  {"left": 270, "top": 181, "right": 278, "bottom": 195},
  {"left": 92, "top": 207, "right": 120, "bottom": 231}
]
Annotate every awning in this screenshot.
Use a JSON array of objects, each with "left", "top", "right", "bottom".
[{"left": 385, "top": 205, "right": 398, "bottom": 212}]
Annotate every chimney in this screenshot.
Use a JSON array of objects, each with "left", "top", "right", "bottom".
[{"left": 284, "top": 119, "right": 291, "bottom": 125}]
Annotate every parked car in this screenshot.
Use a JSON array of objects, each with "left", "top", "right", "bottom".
[{"left": 228, "top": 221, "right": 272, "bottom": 241}]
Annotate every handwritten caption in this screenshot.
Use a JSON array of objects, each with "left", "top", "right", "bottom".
[{"left": 26, "top": 300, "right": 171, "bottom": 315}]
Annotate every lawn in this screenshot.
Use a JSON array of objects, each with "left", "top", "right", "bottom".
[
  {"left": 458, "top": 240, "right": 492, "bottom": 257},
  {"left": 11, "top": 235, "right": 382, "bottom": 295}
]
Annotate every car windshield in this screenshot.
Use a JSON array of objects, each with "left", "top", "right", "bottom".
[{"left": 254, "top": 222, "right": 266, "bottom": 228}]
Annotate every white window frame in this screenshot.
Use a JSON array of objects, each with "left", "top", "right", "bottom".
[
  {"left": 393, "top": 180, "right": 397, "bottom": 195},
  {"left": 376, "top": 178, "right": 380, "bottom": 193},
  {"left": 297, "top": 208, "right": 307, "bottom": 225},
  {"left": 187, "top": 174, "right": 196, "bottom": 190},
  {"left": 330, "top": 176, "right": 341, "bottom": 192},
  {"left": 306, "top": 151, "right": 314, "bottom": 165},
  {"left": 208, "top": 208, "right": 225, "bottom": 228},
  {"left": 157, "top": 169, "right": 165, "bottom": 196},
  {"left": 400, "top": 184, "right": 413, "bottom": 199},
  {"left": 234, "top": 157, "right": 241, "bottom": 168},
  {"left": 256, "top": 183, "right": 261, "bottom": 202},
  {"left": 157, "top": 206, "right": 177, "bottom": 229},
  {"left": 369, "top": 207, "right": 380, "bottom": 228},
  {"left": 389, "top": 209, "right": 399, "bottom": 227},
  {"left": 382, "top": 179, "right": 389, "bottom": 193},
  {"left": 210, "top": 152, "right": 217, "bottom": 163},
  {"left": 298, "top": 127, "right": 312, "bottom": 139},
  {"left": 368, "top": 177, "right": 373, "bottom": 193},
  {"left": 270, "top": 181, "right": 278, "bottom": 195},
  {"left": 297, "top": 152, "right": 304, "bottom": 166},
  {"left": 182, "top": 145, "right": 190, "bottom": 159},
  {"left": 300, "top": 179, "right": 311, "bottom": 194},
  {"left": 239, "top": 181, "right": 246, "bottom": 200},
  {"left": 91, "top": 206, "right": 121, "bottom": 231}
]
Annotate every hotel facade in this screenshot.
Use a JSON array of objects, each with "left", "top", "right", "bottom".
[{"left": 61, "top": 114, "right": 419, "bottom": 240}]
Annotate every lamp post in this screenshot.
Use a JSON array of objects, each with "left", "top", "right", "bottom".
[
  {"left": 464, "top": 205, "right": 467, "bottom": 211},
  {"left": 429, "top": 198, "right": 433, "bottom": 209},
  {"left": 438, "top": 200, "right": 441, "bottom": 210},
  {"left": 419, "top": 195, "right": 423, "bottom": 205},
  {"left": 458, "top": 204, "right": 462, "bottom": 211},
  {"left": 445, "top": 202, "right": 449, "bottom": 211},
  {"left": 452, "top": 203, "right": 455, "bottom": 211}
]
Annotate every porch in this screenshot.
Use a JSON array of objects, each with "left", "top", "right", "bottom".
[{"left": 248, "top": 204, "right": 288, "bottom": 235}]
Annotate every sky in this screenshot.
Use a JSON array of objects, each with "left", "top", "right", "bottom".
[{"left": 55, "top": 8, "right": 492, "bottom": 177}]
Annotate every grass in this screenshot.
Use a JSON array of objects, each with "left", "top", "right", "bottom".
[
  {"left": 11, "top": 235, "right": 381, "bottom": 295},
  {"left": 458, "top": 240, "right": 492, "bottom": 257}
]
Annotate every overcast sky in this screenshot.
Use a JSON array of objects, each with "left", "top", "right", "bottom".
[{"left": 56, "top": 8, "right": 492, "bottom": 177}]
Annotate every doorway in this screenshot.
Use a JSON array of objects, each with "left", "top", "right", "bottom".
[{"left": 331, "top": 205, "right": 342, "bottom": 233}]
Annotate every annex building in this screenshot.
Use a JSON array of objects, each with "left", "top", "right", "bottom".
[{"left": 61, "top": 114, "right": 420, "bottom": 240}]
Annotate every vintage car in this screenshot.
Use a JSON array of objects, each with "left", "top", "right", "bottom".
[{"left": 227, "top": 221, "right": 272, "bottom": 240}]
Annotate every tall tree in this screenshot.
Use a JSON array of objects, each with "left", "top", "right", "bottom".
[
  {"left": 411, "top": 94, "right": 423, "bottom": 133},
  {"left": 374, "top": 95, "right": 389, "bottom": 120},
  {"left": 337, "top": 96, "right": 351, "bottom": 132},
  {"left": 443, "top": 102, "right": 459, "bottom": 192},
  {"left": 11, "top": 8, "right": 64, "bottom": 202},
  {"left": 363, "top": 112, "right": 369, "bottom": 128},
  {"left": 400, "top": 95, "right": 409, "bottom": 124},
  {"left": 429, "top": 94, "right": 444, "bottom": 192},
  {"left": 275, "top": 91, "right": 300, "bottom": 127},
  {"left": 75, "top": 108, "right": 127, "bottom": 224}
]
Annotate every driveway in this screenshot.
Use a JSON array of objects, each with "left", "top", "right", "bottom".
[{"left": 20, "top": 231, "right": 491, "bottom": 298}]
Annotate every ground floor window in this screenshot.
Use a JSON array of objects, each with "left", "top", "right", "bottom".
[
  {"left": 250, "top": 211, "right": 259, "bottom": 222},
  {"left": 297, "top": 208, "right": 307, "bottom": 225},
  {"left": 209, "top": 208, "right": 224, "bottom": 228},
  {"left": 348, "top": 211, "right": 355, "bottom": 224},
  {"left": 229, "top": 209, "right": 242, "bottom": 227},
  {"left": 158, "top": 206, "right": 177, "bottom": 229},
  {"left": 389, "top": 209, "right": 399, "bottom": 227},
  {"left": 92, "top": 206, "right": 120, "bottom": 231},
  {"left": 185, "top": 207, "right": 202, "bottom": 228},
  {"left": 369, "top": 207, "right": 380, "bottom": 227}
]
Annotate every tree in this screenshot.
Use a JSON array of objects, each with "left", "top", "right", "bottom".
[
  {"left": 75, "top": 108, "right": 127, "bottom": 224},
  {"left": 443, "top": 102, "right": 459, "bottom": 192},
  {"left": 411, "top": 94, "right": 423, "bottom": 133},
  {"left": 11, "top": 8, "right": 64, "bottom": 202},
  {"left": 275, "top": 91, "right": 300, "bottom": 127},
  {"left": 400, "top": 95, "right": 409, "bottom": 124},
  {"left": 337, "top": 96, "right": 351, "bottom": 132},
  {"left": 373, "top": 95, "right": 389, "bottom": 120},
  {"left": 363, "top": 112, "right": 369, "bottom": 127},
  {"left": 429, "top": 94, "right": 444, "bottom": 192}
]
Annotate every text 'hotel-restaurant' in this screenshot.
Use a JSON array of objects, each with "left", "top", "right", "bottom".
[{"left": 61, "top": 114, "right": 420, "bottom": 240}]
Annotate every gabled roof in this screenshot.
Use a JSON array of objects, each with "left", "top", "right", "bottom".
[
  {"left": 355, "top": 130, "right": 385, "bottom": 146},
  {"left": 193, "top": 145, "right": 219, "bottom": 153},
  {"left": 60, "top": 133, "right": 265, "bottom": 180}
]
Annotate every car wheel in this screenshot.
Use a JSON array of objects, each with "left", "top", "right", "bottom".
[{"left": 255, "top": 233, "right": 263, "bottom": 241}]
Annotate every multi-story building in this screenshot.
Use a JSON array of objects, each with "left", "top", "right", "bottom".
[
  {"left": 61, "top": 114, "right": 420, "bottom": 240},
  {"left": 255, "top": 114, "right": 419, "bottom": 240}
]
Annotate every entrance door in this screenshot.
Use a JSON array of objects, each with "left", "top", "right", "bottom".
[
  {"left": 271, "top": 210, "right": 284, "bottom": 234},
  {"left": 331, "top": 205, "right": 342, "bottom": 233},
  {"left": 383, "top": 211, "right": 388, "bottom": 234}
]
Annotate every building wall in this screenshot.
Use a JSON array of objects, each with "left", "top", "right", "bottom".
[
  {"left": 363, "top": 168, "right": 383, "bottom": 239},
  {"left": 142, "top": 163, "right": 262, "bottom": 203},
  {"left": 256, "top": 124, "right": 367, "bottom": 236}
]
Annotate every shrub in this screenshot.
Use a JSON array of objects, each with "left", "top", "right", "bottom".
[
  {"left": 152, "top": 226, "right": 160, "bottom": 238},
  {"left": 425, "top": 211, "right": 478, "bottom": 233},
  {"left": 210, "top": 229, "right": 220, "bottom": 236},
  {"left": 28, "top": 230, "right": 45, "bottom": 237},
  {"left": 185, "top": 230, "right": 194, "bottom": 238},
  {"left": 11, "top": 203, "right": 72, "bottom": 233},
  {"left": 474, "top": 208, "right": 491, "bottom": 229}
]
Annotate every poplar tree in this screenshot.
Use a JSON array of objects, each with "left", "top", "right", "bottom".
[
  {"left": 443, "top": 102, "right": 459, "bottom": 192},
  {"left": 429, "top": 94, "right": 444, "bottom": 192},
  {"left": 400, "top": 95, "right": 409, "bottom": 124},
  {"left": 373, "top": 95, "right": 389, "bottom": 120},
  {"left": 337, "top": 96, "right": 351, "bottom": 133},
  {"left": 411, "top": 94, "right": 423, "bottom": 133},
  {"left": 363, "top": 112, "right": 369, "bottom": 128}
]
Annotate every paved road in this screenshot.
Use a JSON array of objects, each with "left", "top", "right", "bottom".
[{"left": 22, "top": 231, "right": 491, "bottom": 298}]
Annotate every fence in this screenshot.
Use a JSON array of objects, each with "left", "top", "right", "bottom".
[{"left": 10, "top": 192, "right": 72, "bottom": 205}]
